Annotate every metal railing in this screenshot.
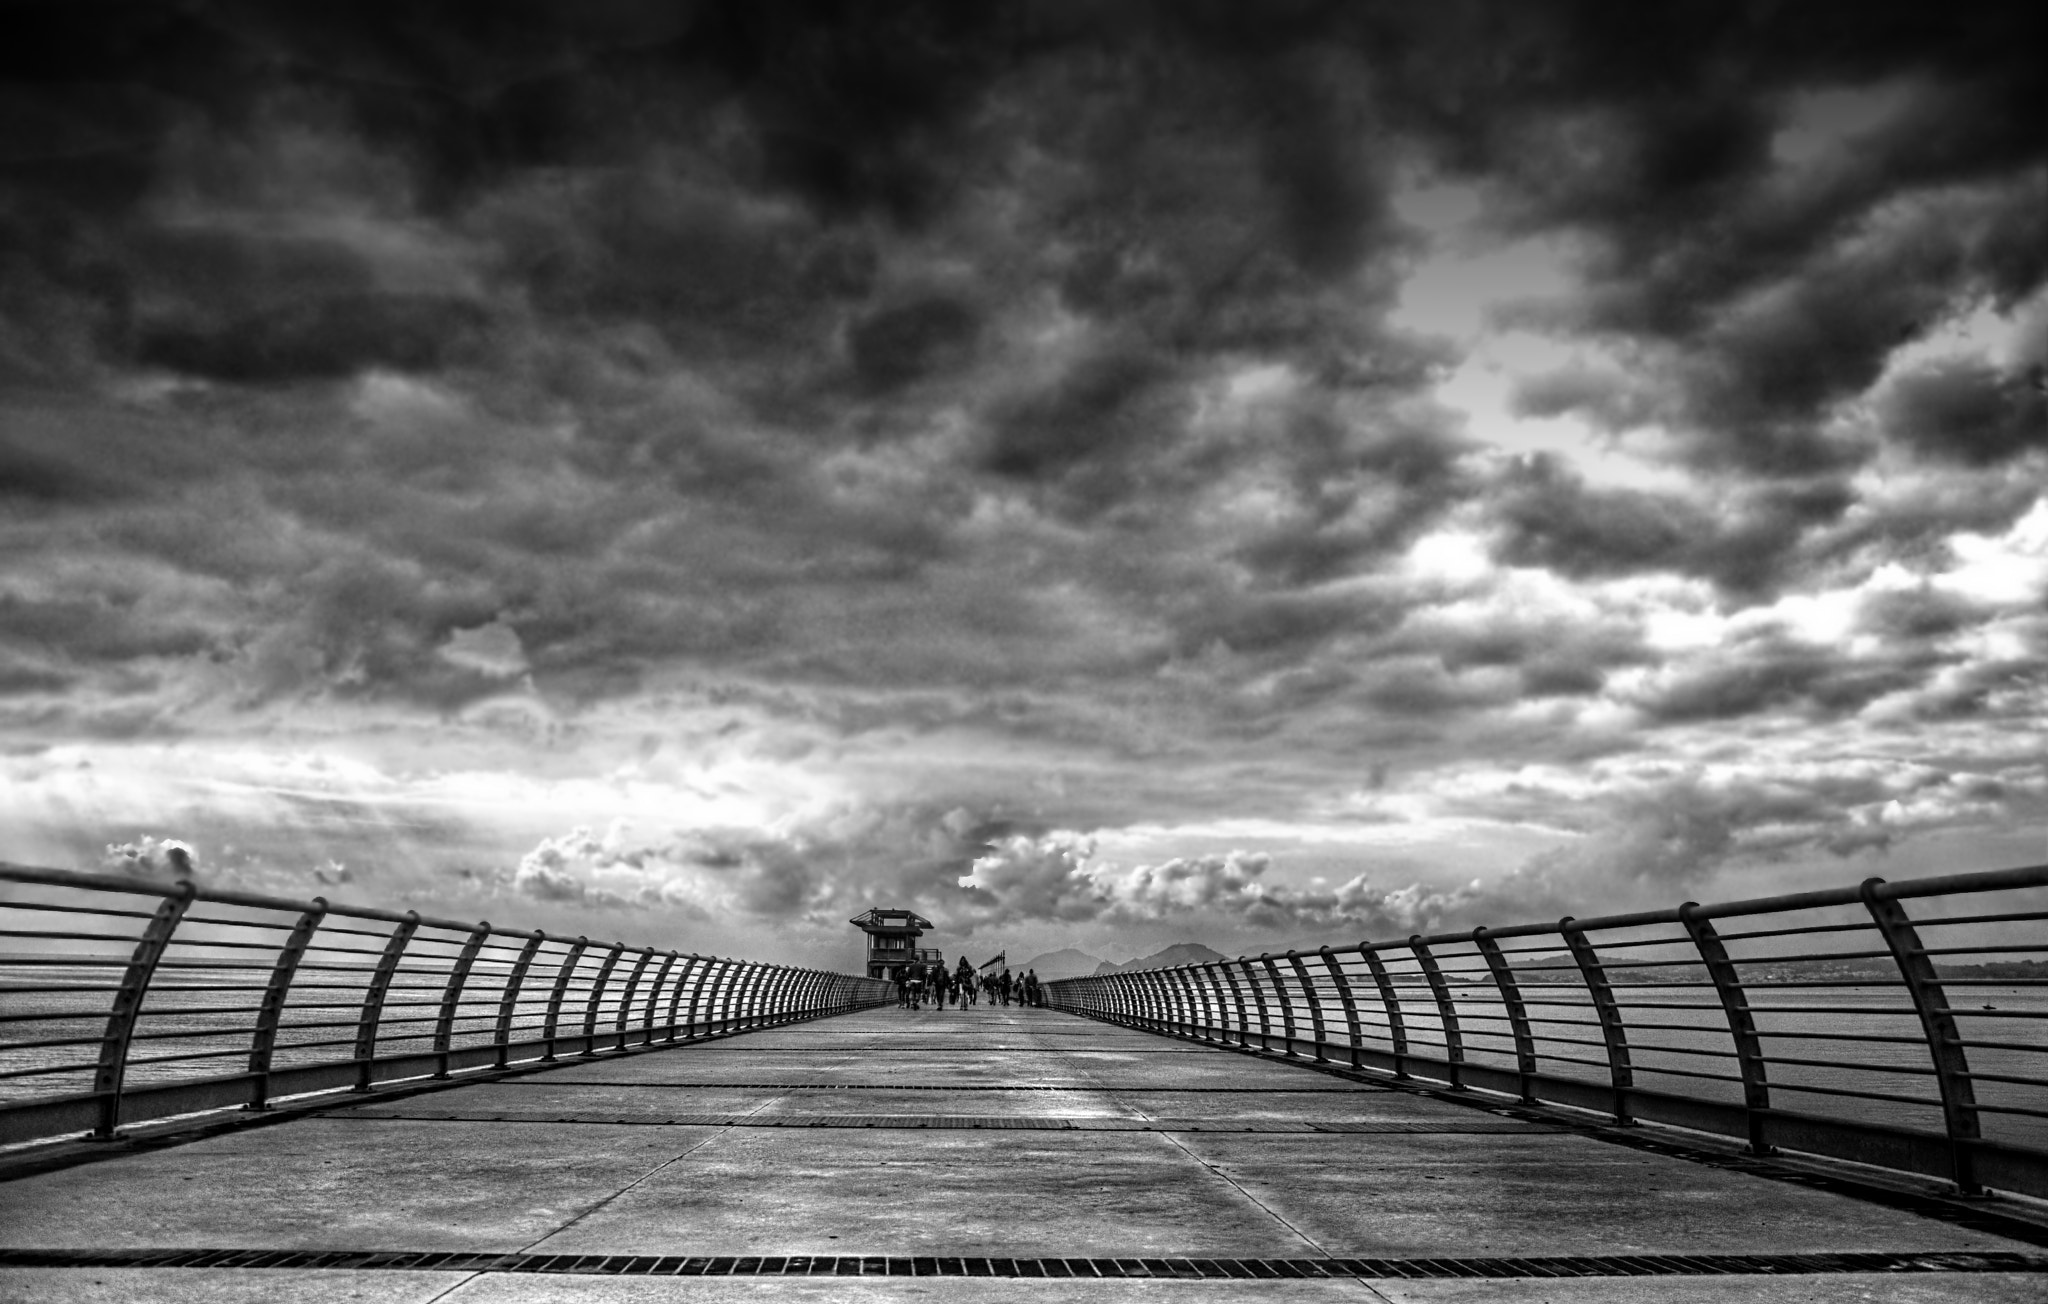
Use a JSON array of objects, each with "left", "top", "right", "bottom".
[
  {"left": 0, "top": 863, "right": 891, "bottom": 1147},
  {"left": 1046, "top": 865, "right": 2048, "bottom": 1199}
]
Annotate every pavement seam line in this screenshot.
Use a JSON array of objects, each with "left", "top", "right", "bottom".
[
  {"left": 513, "top": 1124, "right": 733, "bottom": 1253},
  {"left": 1061, "top": 1023, "right": 1335, "bottom": 1258}
]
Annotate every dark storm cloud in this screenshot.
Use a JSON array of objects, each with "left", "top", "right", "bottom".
[
  {"left": 1406, "top": 3, "right": 2048, "bottom": 475},
  {"left": 1487, "top": 454, "right": 1857, "bottom": 598},
  {"left": 2, "top": 1, "right": 2043, "bottom": 920},
  {"left": 1880, "top": 357, "right": 2048, "bottom": 467}
]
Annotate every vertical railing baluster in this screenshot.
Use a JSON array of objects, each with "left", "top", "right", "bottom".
[
  {"left": 1168, "top": 966, "right": 1198, "bottom": 1038},
  {"left": 1409, "top": 936, "right": 1464, "bottom": 1090},
  {"left": 1261, "top": 955, "right": 1294, "bottom": 1054},
  {"left": 1260, "top": 954, "right": 1298, "bottom": 1056},
  {"left": 248, "top": 897, "right": 325, "bottom": 1112},
  {"left": 1320, "top": 947, "right": 1363, "bottom": 1070},
  {"left": 353, "top": 912, "right": 419, "bottom": 1092},
  {"left": 641, "top": 951, "right": 678, "bottom": 1045},
  {"left": 764, "top": 966, "right": 793, "bottom": 1023},
  {"left": 1287, "top": 951, "right": 1326, "bottom": 1060},
  {"left": 1219, "top": 961, "right": 1251, "bottom": 1047},
  {"left": 1240, "top": 959, "right": 1273, "bottom": 1051},
  {"left": 741, "top": 963, "right": 769, "bottom": 1029},
  {"left": 1680, "top": 903, "right": 1770, "bottom": 1155},
  {"left": 95, "top": 881, "right": 196, "bottom": 1137},
  {"left": 614, "top": 947, "right": 656, "bottom": 1051},
  {"left": 495, "top": 931, "right": 545, "bottom": 1067},
  {"left": 580, "top": 942, "right": 626, "bottom": 1056},
  {"left": 1861, "top": 879, "right": 1982, "bottom": 1194},
  {"left": 705, "top": 960, "right": 732, "bottom": 1032},
  {"left": 1474, "top": 927, "right": 1536, "bottom": 1102},
  {"left": 1360, "top": 945, "right": 1408, "bottom": 1079},
  {"left": 432, "top": 922, "right": 490, "bottom": 1079},
  {"left": 1561, "top": 920, "right": 1632, "bottom": 1124},
  {"left": 668, "top": 954, "right": 701, "bottom": 1039},
  {"left": 684, "top": 958, "right": 718, "bottom": 1037},
  {"left": 1200, "top": 964, "right": 1228, "bottom": 1042},
  {"left": 541, "top": 937, "right": 589, "bottom": 1062}
]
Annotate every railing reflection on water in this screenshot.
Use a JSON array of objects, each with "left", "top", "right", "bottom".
[
  {"left": 0, "top": 864, "right": 891, "bottom": 1147},
  {"left": 1046, "top": 864, "right": 2048, "bottom": 1199}
]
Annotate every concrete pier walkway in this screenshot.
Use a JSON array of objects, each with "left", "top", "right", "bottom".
[{"left": 2, "top": 1004, "right": 2044, "bottom": 1300}]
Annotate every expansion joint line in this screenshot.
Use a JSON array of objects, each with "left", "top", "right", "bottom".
[
  {"left": 515, "top": 1096, "right": 780, "bottom": 1253},
  {"left": 1066, "top": 1034, "right": 1333, "bottom": 1261}
]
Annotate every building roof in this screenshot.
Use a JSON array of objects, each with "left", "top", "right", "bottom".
[{"left": 848, "top": 907, "right": 933, "bottom": 932}]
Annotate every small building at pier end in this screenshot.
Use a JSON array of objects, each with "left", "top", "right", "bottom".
[{"left": 849, "top": 907, "right": 942, "bottom": 979}]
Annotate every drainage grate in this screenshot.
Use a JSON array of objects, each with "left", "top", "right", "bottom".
[{"left": 2, "top": 1249, "right": 2041, "bottom": 1278}]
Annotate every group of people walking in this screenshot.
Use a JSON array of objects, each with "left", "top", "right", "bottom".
[{"left": 894, "top": 957, "right": 1042, "bottom": 1009}]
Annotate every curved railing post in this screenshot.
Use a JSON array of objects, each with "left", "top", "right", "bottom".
[
  {"left": 641, "top": 951, "right": 678, "bottom": 1045},
  {"left": 684, "top": 957, "right": 718, "bottom": 1037},
  {"left": 1239, "top": 959, "right": 1273, "bottom": 1051},
  {"left": 711, "top": 960, "right": 739, "bottom": 1033},
  {"left": 1198, "top": 964, "right": 1228, "bottom": 1042},
  {"left": 1319, "top": 947, "right": 1361, "bottom": 1069},
  {"left": 1409, "top": 936, "right": 1464, "bottom": 1090},
  {"left": 1474, "top": 927, "right": 1536, "bottom": 1102},
  {"left": 1360, "top": 944, "right": 1409, "bottom": 1079},
  {"left": 1261, "top": 954, "right": 1299, "bottom": 1056},
  {"left": 580, "top": 942, "right": 627, "bottom": 1056},
  {"left": 1287, "top": 951, "right": 1327, "bottom": 1060},
  {"left": 1681, "top": 903, "right": 1770, "bottom": 1154},
  {"left": 738, "top": 962, "right": 768, "bottom": 1029},
  {"left": 1141, "top": 971, "right": 1165, "bottom": 1029},
  {"left": 1561, "top": 918, "right": 1633, "bottom": 1124},
  {"left": 542, "top": 937, "right": 589, "bottom": 1061},
  {"left": 353, "top": 912, "right": 419, "bottom": 1092},
  {"left": 1167, "top": 966, "right": 1198, "bottom": 1038},
  {"left": 614, "top": 947, "right": 656, "bottom": 1051},
  {"left": 433, "top": 921, "right": 491, "bottom": 1079},
  {"left": 248, "top": 896, "right": 325, "bottom": 1112},
  {"left": 667, "top": 955, "right": 701, "bottom": 1039},
  {"left": 95, "top": 880, "right": 196, "bottom": 1137},
  {"left": 1861, "top": 878, "right": 1982, "bottom": 1194},
  {"left": 1218, "top": 961, "right": 1251, "bottom": 1047},
  {"left": 494, "top": 931, "right": 545, "bottom": 1068}
]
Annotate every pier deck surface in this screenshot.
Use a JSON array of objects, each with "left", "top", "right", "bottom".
[{"left": 2, "top": 1005, "right": 2043, "bottom": 1301}]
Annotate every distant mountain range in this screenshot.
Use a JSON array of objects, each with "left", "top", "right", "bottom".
[
  {"left": 1094, "top": 942, "right": 1230, "bottom": 974},
  {"left": 1014, "top": 942, "right": 1232, "bottom": 981},
  {"left": 1013, "top": 948, "right": 1107, "bottom": 981}
]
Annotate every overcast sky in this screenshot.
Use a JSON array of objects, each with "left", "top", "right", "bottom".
[{"left": 2, "top": 3, "right": 2043, "bottom": 968}]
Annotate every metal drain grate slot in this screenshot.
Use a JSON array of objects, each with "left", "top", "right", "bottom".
[{"left": 4, "top": 1249, "right": 2042, "bottom": 1278}]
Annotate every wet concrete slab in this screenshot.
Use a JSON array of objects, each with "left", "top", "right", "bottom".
[
  {"left": 0, "top": 1003, "right": 2039, "bottom": 1300},
  {"left": 526, "top": 1127, "right": 1318, "bottom": 1259},
  {"left": 333, "top": 1083, "right": 787, "bottom": 1119},
  {"left": 1172, "top": 1130, "right": 2028, "bottom": 1258},
  {"left": 743, "top": 1087, "right": 1141, "bottom": 1118},
  {"left": 0, "top": 1120, "right": 725, "bottom": 1252}
]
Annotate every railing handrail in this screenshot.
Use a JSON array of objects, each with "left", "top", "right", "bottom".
[
  {"left": 0, "top": 862, "right": 890, "bottom": 1146},
  {"left": 1045, "top": 862, "right": 2048, "bottom": 1201}
]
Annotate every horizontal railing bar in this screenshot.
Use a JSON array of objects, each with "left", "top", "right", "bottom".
[
  {"left": 0, "top": 1062, "right": 97, "bottom": 1081},
  {"left": 1758, "top": 1055, "right": 1935, "bottom": 1076},
  {"left": 1711, "top": 921, "right": 1878, "bottom": 943},
  {"left": 1760, "top": 1080, "right": 1944, "bottom": 1108},
  {"left": 1911, "top": 910, "right": 2048, "bottom": 928}
]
